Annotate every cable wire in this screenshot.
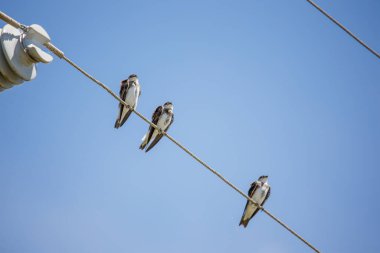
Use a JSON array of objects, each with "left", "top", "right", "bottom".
[
  {"left": 306, "top": 0, "right": 380, "bottom": 59},
  {"left": 0, "top": 11, "right": 320, "bottom": 253}
]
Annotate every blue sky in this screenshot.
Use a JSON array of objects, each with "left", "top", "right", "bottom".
[{"left": 1, "top": 1, "right": 379, "bottom": 252}]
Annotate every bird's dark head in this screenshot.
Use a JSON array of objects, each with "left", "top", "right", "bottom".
[
  {"left": 164, "top": 102, "right": 174, "bottom": 112},
  {"left": 258, "top": 175, "right": 268, "bottom": 183},
  {"left": 128, "top": 74, "right": 139, "bottom": 83}
]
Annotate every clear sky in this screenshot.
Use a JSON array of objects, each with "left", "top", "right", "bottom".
[{"left": 1, "top": 1, "right": 379, "bottom": 252}]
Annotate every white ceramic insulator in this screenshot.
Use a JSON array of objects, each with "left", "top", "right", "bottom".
[{"left": 0, "top": 23, "right": 53, "bottom": 92}]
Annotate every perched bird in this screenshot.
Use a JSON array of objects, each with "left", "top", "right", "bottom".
[
  {"left": 114, "top": 74, "right": 141, "bottom": 128},
  {"left": 139, "top": 102, "right": 174, "bottom": 152},
  {"left": 239, "top": 175, "right": 271, "bottom": 228}
]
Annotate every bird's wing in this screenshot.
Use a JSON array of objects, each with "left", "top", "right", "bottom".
[
  {"left": 145, "top": 106, "right": 163, "bottom": 145},
  {"left": 115, "top": 79, "right": 131, "bottom": 128},
  {"left": 152, "top": 106, "right": 163, "bottom": 124},
  {"left": 248, "top": 181, "right": 258, "bottom": 198},
  {"left": 119, "top": 79, "right": 130, "bottom": 101}
]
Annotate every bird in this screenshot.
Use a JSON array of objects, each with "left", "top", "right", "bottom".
[
  {"left": 239, "top": 175, "right": 271, "bottom": 228},
  {"left": 114, "top": 74, "right": 141, "bottom": 129},
  {"left": 139, "top": 102, "right": 174, "bottom": 152}
]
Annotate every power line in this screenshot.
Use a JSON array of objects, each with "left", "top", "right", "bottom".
[
  {"left": 0, "top": 11, "right": 320, "bottom": 253},
  {"left": 306, "top": 0, "right": 380, "bottom": 59}
]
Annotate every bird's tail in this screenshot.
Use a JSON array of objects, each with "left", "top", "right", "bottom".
[
  {"left": 118, "top": 109, "right": 132, "bottom": 128},
  {"left": 139, "top": 133, "right": 148, "bottom": 150},
  {"left": 145, "top": 134, "right": 163, "bottom": 153},
  {"left": 239, "top": 218, "right": 249, "bottom": 228},
  {"left": 114, "top": 119, "right": 120, "bottom": 129}
]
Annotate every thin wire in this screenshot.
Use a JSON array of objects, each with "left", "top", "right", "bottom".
[
  {"left": 306, "top": 0, "right": 380, "bottom": 59},
  {"left": 0, "top": 11, "right": 320, "bottom": 253}
]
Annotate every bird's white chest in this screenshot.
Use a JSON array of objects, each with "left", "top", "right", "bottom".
[
  {"left": 252, "top": 184, "right": 269, "bottom": 204},
  {"left": 125, "top": 85, "right": 138, "bottom": 105},
  {"left": 157, "top": 112, "right": 172, "bottom": 130}
]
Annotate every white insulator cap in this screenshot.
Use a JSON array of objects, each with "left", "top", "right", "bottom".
[
  {"left": 23, "top": 24, "right": 53, "bottom": 64},
  {"left": 0, "top": 23, "right": 53, "bottom": 92}
]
